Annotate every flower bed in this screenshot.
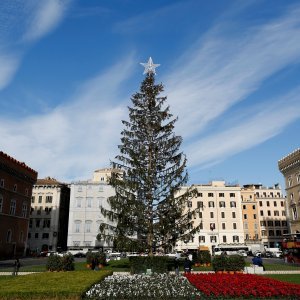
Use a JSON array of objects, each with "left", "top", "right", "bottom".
[
  {"left": 185, "top": 273, "right": 300, "bottom": 299},
  {"left": 84, "top": 273, "right": 202, "bottom": 299}
]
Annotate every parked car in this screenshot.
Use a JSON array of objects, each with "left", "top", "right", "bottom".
[
  {"left": 237, "top": 250, "right": 247, "bottom": 257},
  {"left": 264, "top": 251, "right": 273, "bottom": 258},
  {"left": 273, "top": 251, "right": 283, "bottom": 258},
  {"left": 46, "top": 251, "right": 64, "bottom": 257}
]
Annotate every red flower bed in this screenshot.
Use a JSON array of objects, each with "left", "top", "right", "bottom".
[{"left": 185, "top": 273, "right": 300, "bottom": 299}]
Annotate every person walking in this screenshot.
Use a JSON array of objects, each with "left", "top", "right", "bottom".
[
  {"left": 184, "top": 257, "right": 192, "bottom": 274},
  {"left": 13, "top": 259, "right": 21, "bottom": 276},
  {"left": 174, "top": 257, "right": 180, "bottom": 275}
]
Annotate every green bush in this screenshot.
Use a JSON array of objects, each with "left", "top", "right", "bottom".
[
  {"left": 86, "top": 251, "right": 106, "bottom": 266},
  {"left": 46, "top": 255, "right": 63, "bottom": 271},
  {"left": 212, "top": 255, "right": 245, "bottom": 272},
  {"left": 129, "top": 256, "right": 171, "bottom": 274},
  {"left": 61, "top": 253, "right": 75, "bottom": 271},
  {"left": 197, "top": 250, "right": 211, "bottom": 264}
]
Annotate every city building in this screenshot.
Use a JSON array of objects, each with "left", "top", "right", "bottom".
[
  {"left": 175, "top": 181, "right": 245, "bottom": 253},
  {"left": 67, "top": 168, "right": 117, "bottom": 251},
  {"left": 278, "top": 148, "right": 300, "bottom": 233},
  {"left": 0, "top": 151, "right": 37, "bottom": 259},
  {"left": 242, "top": 184, "right": 287, "bottom": 248},
  {"left": 28, "top": 177, "right": 70, "bottom": 254}
]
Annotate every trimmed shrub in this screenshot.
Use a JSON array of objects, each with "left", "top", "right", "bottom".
[
  {"left": 197, "top": 250, "right": 211, "bottom": 264},
  {"left": 86, "top": 251, "right": 107, "bottom": 266},
  {"left": 61, "top": 253, "right": 75, "bottom": 271},
  {"left": 129, "top": 256, "right": 171, "bottom": 274},
  {"left": 46, "top": 254, "right": 62, "bottom": 271},
  {"left": 212, "top": 255, "right": 245, "bottom": 272}
]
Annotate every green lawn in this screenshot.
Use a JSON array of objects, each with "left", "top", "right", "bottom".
[{"left": 0, "top": 270, "right": 112, "bottom": 300}]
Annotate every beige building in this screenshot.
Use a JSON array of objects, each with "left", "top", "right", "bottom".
[
  {"left": 278, "top": 148, "right": 300, "bottom": 233},
  {"left": 29, "top": 177, "right": 70, "bottom": 254},
  {"left": 241, "top": 184, "right": 287, "bottom": 249},
  {"left": 175, "top": 181, "right": 244, "bottom": 253}
]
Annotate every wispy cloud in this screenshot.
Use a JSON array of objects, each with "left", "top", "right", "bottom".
[
  {"left": 0, "top": 56, "right": 135, "bottom": 181},
  {"left": 0, "top": 0, "right": 71, "bottom": 90},
  {"left": 165, "top": 5, "right": 300, "bottom": 140}
]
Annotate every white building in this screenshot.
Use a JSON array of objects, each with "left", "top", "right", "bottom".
[
  {"left": 67, "top": 169, "right": 117, "bottom": 250},
  {"left": 29, "top": 177, "right": 70, "bottom": 253},
  {"left": 175, "top": 181, "right": 245, "bottom": 253}
]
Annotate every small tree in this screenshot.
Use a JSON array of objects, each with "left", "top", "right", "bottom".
[{"left": 98, "top": 58, "right": 200, "bottom": 255}]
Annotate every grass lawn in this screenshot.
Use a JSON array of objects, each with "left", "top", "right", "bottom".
[
  {"left": 0, "top": 270, "right": 112, "bottom": 300},
  {"left": 263, "top": 274, "right": 300, "bottom": 285}
]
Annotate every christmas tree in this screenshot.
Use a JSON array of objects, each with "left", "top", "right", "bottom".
[{"left": 98, "top": 58, "right": 200, "bottom": 254}]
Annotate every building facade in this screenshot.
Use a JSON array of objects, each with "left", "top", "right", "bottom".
[
  {"left": 278, "top": 148, "right": 300, "bottom": 233},
  {"left": 28, "top": 177, "right": 70, "bottom": 254},
  {"left": 67, "top": 169, "right": 116, "bottom": 251},
  {"left": 0, "top": 151, "right": 37, "bottom": 259},
  {"left": 175, "top": 181, "right": 245, "bottom": 253},
  {"left": 242, "top": 184, "right": 287, "bottom": 248}
]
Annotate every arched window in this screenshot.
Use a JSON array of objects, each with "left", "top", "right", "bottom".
[
  {"left": 10, "top": 200, "right": 16, "bottom": 215},
  {"left": 74, "top": 220, "right": 82, "bottom": 233},
  {"left": 6, "top": 229, "right": 12, "bottom": 242},
  {"left": 85, "top": 220, "right": 92, "bottom": 233}
]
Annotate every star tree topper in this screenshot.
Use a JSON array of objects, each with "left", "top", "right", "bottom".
[{"left": 140, "top": 57, "right": 160, "bottom": 75}]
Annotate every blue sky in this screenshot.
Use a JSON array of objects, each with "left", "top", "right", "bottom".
[{"left": 1, "top": 0, "right": 300, "bottom": 190}]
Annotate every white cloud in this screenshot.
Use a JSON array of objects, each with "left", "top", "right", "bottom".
[
  {"left": 0, "top": 56, "right": 135, "bottom": 181},
  {"left": 165, "top": 5, "right": 300, "bottom": 140},
  {"left": 0, "top": 53, "right": 20, "bottom": 89},
  {"left": 22, "top": 0, "right": 71, "bottom": 42}
]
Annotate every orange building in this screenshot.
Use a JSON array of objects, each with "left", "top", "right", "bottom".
[{"left": 0, "top": 151, "right": 37, "bottom": 259}]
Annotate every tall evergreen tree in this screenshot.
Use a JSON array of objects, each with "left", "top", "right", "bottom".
[{"left": 98, "top": 58, "right": 200, "bottom": 254}]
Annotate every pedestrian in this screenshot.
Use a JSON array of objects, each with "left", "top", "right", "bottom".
[
  {"left": 252, "top": 255, "right": 265, "bottom": 271},
  {"left": 13, "top": 259, "right": 21, "bottom": 276},
  {"left": 91, "top": 257, "right": 96, "bottom": 270},
  {"left": 183, "top": 257, "right": 192, "bottom": 274},
  {"left": 174, "top": 257, "right": 180, "bottom": 275}
]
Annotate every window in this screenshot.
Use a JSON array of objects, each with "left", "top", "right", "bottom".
[
  {"left": 292, "top": 206, "right": 298, "bottom": 220},
  {"left": 230, "top": 201, "right": 236, "bottom": 208},
  {"left": 222, "top": 236, "right": 227, "bottom": 243},
  {"left": 42, "top": 233, "right": 49, "bottom": 239},
  {"left": 0, "top": 179, "right": 4, "bottom": 187},
  {"left": 233, "top": 223, "right": 237, "bottom": 230},
  {"left": 266, "top": 201, "right": 270, "bottom": 206},
  {"left": 0, "top": 195, "right": 3, "bottom": 213},
  {"left": 196, "top": 192, "right": 203, "bottom": 197},
  {"left": 31, "top": 196, "right": 35, "bottom": 203},
  {"left": 260, "top": 221, "right": 266, "bottom": 227},
  {"left": 245, "top": 233, "right": 249, "bottom": 240},
  {"left": 232, "top": 212, "right": 236, "bottom": 218},
  {"left": 29, "top": 219, "right": 32, "bottom": 228},
  {"left": 219, "top": 201, "right": 226, "bottom": 208},
  {"left": 222, "top": 223, "right": 226, "bottom": 230},
  {"left": 197, "top": 201, "right": 203, "bottom": 208},
  {"left": 45, "top": 207, "right": 52, "bottom": 214},
  {"left": 22, "top": 202, "right": 28, "bottom": 217},
  {"left": 35, "top": 233, "right": 39, "bottom": 239},
  {"left": 288, "top": 177, "right": 292, "bottom": 187},
  {"left": 243, "top": 205, "right": 246, "bottom": 209},
  {"left": 85, "top": 221, "right": 92, "bottom": 233},
  {"left": 274, "top": 220, "right": 280, "bottom": 226},
  {"left": 252, "top": 205, "right": 255, "bottom": 209},
  {"left": 260, "top": 210, "right": 264, "bottom": 216},
  {"left": 268, "top": 230, "right": 274, "bottom": 236},
  {"left": 78, "top": 186, "right": 82, "bottom": 192},
  {"left": 73, "top": 241, "right": 80, "bottom": 246},
  {"left": 276, "top": 230, "right": 281, "bottom": 236},
  {"left": 233, "top": 235, "right": 239, "bottom": 242},
  {"left": 210, "top": 223, "right": 215, "bottom": 230},
  {"left": 210, "top": 236, "right": 217, "bottom": 243},
  {"left": 243, "top": 214, "right": 247, "bottom": 219},
  {"left": 208, "top": 192, "right": 214, "bottom": 197},
  {"left": 221, "top": 212, "right": 225, "bottom": 218},
  {"left": 9, "top": 200, "right": 16, "bottom": 215},
  {"left": 267, "top": 220, "right": 274, "bottom": 226},
  {"left": 76, "top": 198, "right": 82, "bottom": 208},
  {"left": 13, "top": 184, "right": 17, "bottom": 192},
  {"left": 28, "top": 232, "right": 31, "bottom": 239},
  {"left": 208, "top": 201, "right": 214, "bottom": 208},
  {"left": 46, "top": 196, "right": 53, "bottom": 203},
  {"left": 210, "top": 212, "right": 214, "bottom": 218},
  {"left": 198, "top": 211, "right": 202, "bottom": 218},
  {"left": 261, "top": 230, "right": 266, "bottom": 237},
  {"left": 98, "top": 186, "right": 104, "bottom": 192},
  {"left": 274, "top": 210, "right": 279, "bottom": 216},
  {"left": 75, "top": 220, "right": 81, "bottom": 233},
  {"left": 43, "top": 219, "right": 50, "bottom": 228},
  {"left": 36, "top": 220, "right": 40, "bottom": 228},
  {"left": 268, "top": 210, "right": 271, "bottom": 216},
  {"left": 253, "top": 214, "right": 257, "bottom": 219},
  {"left": 230, "top": 193, "right": 235, "bottom": 197},
  {"left": 259, "top": 201, "right": 262, "bottom": 206},
  {"left": 187, "top": 201, "right": 192, "bottom": 208},
  {"left": 281, "top": 201, "right": 284, "bottom": 207},
  {"left": 274, "top": 201, "right": 277, "bottom": 207},
  {"left": 199, "top": 236, "right": 205, "bottom": 243},
  {"left": 219, "top": 193, "right": 224, "bottom": 197},
  {"left": 244, "top": 223, "right": 248, "bottom": 229},
  {"left": 38, "top": 196, "right": 42, "bottom": 203},
  {"left": 199, "top": 222, "right": 203, "bottom": 230},
  {"left": 282, "top": 221, "right": 287, "bottom": 226},
  {"left": 87, "top": 197, "right": 93, "bottom": 208},
  {"left": 6, "top": 229, "right": 12, "bottom": 242}
]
